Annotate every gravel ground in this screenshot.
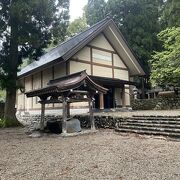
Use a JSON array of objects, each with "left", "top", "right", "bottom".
[
  {"left": 95, "top": 109, "right": 180, "bottom": 117},
  {"left": 0, "top": 128, "right": 180, "bottom": 180}
]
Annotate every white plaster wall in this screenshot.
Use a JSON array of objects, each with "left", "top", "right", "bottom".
[
  {"left": 113, "top": 54, "right": 127, "bottom": 68},
  {"left": 32, "top": 72, "right": 41, "bottom": 109},
  {"left": 42, "top": 68, "right": 52, "bottom": 87},
  {"left": 92, "top": 49, "right": 112, "bottom": 65},
  {"left": 54, "top": 63, "right": 66, "bottom": 79},
  {"left": 17, "top": 78, "right": 25, "bottom": 110},
  {"left": 89, "top": 33, "right": 114, "bottom": 51},
  {"left": 70, "top": 61, "right": 91, "bottom": 75},
  {"left": 73, "top": 46, "right": 90, "bottom": 61},
  {"left": 93, "top": 65, "right": 112, "bottom": 78},
  {"left": 114, "top": 69, "right": 129, "bottom": 81},
  {"left": 24, "top": 76, "right": 32, "bottom": 110}
]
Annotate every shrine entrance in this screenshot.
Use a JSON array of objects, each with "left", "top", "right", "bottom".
[{"left": 94, "top": 86, "right": 115, "bottom": 109}]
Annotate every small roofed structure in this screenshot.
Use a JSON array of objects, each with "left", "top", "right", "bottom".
[{"left": 25, "top": 70, "right": 108, "bottom": 135}]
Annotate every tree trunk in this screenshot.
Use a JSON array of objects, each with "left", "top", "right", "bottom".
[
  {"left": 4, "top": 2, "right": 19, "bottom": 122},
  {"left": 4, "top": 88, "right": 17, "bottom": 121}
]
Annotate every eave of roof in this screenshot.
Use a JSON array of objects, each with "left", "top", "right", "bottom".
[
  {"left": 25, "top": 71, "right": 108, "bottom": 97},
  {"left": 90, "top": 75, "right": 136, "bottom": 87}
]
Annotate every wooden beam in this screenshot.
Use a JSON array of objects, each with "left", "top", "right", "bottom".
[
  {"left": 23, "top": 77, "right": 25, "bottom": 111},
  {"left": 31, "top": 75, "right": 34, "bottom": 109},
  {"left": 52, "top": 66, "right": 55, "bottom": 108},
  {"left": 112, "top": 53, "right": 114, "bottom": 78},
  {"left": 66, "top": 61, "right": 70, "bottom": 75},
  {"left": 87, "top": 44, "right": 116, "bottom": 54},
  {"left": 71, "top": 58, "right": 128, "bottom": 71},
  {"left": 39, "top": 98, "right": 91, "bottom": 104},
  {"left": 90, "top": 47, "right": 93, "bottom": 75}
]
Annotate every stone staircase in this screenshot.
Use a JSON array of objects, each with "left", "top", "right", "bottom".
[{"left": 115, "top": 115, "right": 180, "bottom": 138}]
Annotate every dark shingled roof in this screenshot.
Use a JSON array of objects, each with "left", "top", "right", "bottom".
[
  {"left": 25, "top": 71, "right": 108, "bottom": 97},
  {"left": 18, "top": 17, "right": 112, "bottom": 78}
]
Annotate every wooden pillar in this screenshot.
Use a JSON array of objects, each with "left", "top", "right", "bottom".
[
  {"left": 99, "top": 93, "right": 104, "bottom": 110},
  {"left": 40, "top": 103, "right": 45, "bottom": 130},
  {"left": 122, "top": 86, "right": 126, "bottom": 107},
  {"left": 89, "top": 99, "right": 95, "bottom": 130},
  {"left": 62, "top": 98, "right": 67, "bottom": 134},
  {"left": 154, "top": 92, "right": 156, "bottom": 99},
  {"left": 67, "top": 102, "right": 70, "bottom": 118}
]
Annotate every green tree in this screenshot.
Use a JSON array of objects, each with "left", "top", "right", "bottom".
[
  {"left": 67, "top": 16, "right": 88, "bottom": 37},
  {"left": 161, "top": 0, "right": 180, "bottom": 28},
  {"left": 106, "top": 0, "right": 163, "bottom": 75},
  {"left": 150, "top": 27, "right": 180, "bottom": 87},
  {"left": 0, "top": 0, "right": 70, "bottom": 122},
  {"left": 85, "top": 0, "right": 107, "bottom": 26}
]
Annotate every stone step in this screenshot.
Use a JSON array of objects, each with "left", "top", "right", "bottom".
[
  {"left": 117, "top": 125, "right": 180, "bottom": 133},
  {"left": 121, "top": 119, "right": 180, "bottom": 125},
  {"left": 132, "top": 115, "right": 180, "bottom": 118},
  {"left": 115, "top": 128, "right": 180, "bottom": 138},
  {"left": 128, "top": 117, "right": 180, "bottom": 121},
  {"left": 119, "top": 122, "right": 180, "bottom": 129}
]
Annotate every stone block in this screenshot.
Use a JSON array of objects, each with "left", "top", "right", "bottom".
[{"left": 67, "top": 118, "right": 81, "bottom": 133}]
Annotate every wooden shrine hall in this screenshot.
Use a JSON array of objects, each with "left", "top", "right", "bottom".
[{"left": 25, "top": 71, "right": 108, "bottom": 135}]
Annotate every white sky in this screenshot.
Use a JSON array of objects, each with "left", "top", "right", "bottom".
[{"left": 70, "top": 0, "right": 88, "bottom": 21}]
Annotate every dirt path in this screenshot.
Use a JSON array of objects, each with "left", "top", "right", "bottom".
[{"left": 0, "top": 128, "right": 180, "bottom": 180}]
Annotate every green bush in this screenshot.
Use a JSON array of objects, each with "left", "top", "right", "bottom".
[{"left": 0, "top": 119, "right": 4, "bottom": 128}]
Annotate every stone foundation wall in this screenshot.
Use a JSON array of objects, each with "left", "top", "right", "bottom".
[
  {"left": 131, "top": 99, "right": 158, "bottom": 110},
  {"left": 74, "top": 115, "right": 123, "bottom": 129},
  {"left": 16, "top": 113, "right": 62, "bottom": 129},
  {"left": 17, "top": 113, "right": 124, "bottom": 130},
  {"left": 131, "top": 96, "right": 180, "bottom": 110}
]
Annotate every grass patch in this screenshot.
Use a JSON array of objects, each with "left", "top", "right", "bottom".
[{"left": 0, "top": 119, "right": 4, "bottom": 128}]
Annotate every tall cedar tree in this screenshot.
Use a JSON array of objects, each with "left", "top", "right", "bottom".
[
  {"left": 0, "top": 0, "right": 69, "bottom": 121},
  {"left": 85, "top": 0, "right": 107, "bottom": 26},
  {"left": 161, "top": 0, "right": 180, "bottom": 28},
  {"left": 67, "top": 15, "right": 88, "bottom": 37},
  {"left": 106, "top": 0, "right": 163, "bottom": 75}
]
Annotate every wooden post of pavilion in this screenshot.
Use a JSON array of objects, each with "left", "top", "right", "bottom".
[
  {"left": 89, "top": 97, "right": 95, "bottom": 130},
  {"left": 62, "top": 96, "right": 68, "bottom": 134},
  {"left": 67, "top": 102, "right": 70, "bottom": 118},
  {"left": 99, "top": 93, "right": 104, "bottom": 110},
  {"left": 40, "top": 102, "right": 45, "bottom": 130}
]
